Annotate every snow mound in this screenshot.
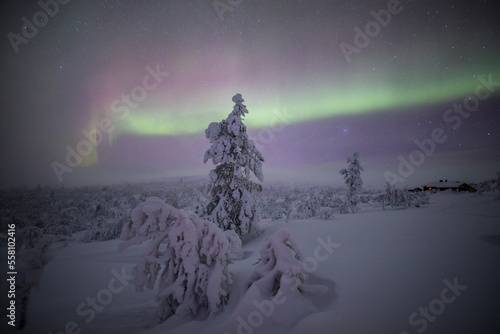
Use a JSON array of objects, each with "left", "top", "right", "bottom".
[{"left": 221, "top": 228, "right": 335, "bottom": 330}]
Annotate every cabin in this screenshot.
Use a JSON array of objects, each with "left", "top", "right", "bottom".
[{"left": 422, "top": 180, "right": 477, "bottom": 193}]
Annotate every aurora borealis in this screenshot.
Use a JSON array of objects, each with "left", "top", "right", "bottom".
[
  {"left": 1, "top": 0, "right": 499, "bottom": 188},
  {"left": 118, "top": 71, "right": 495, "bottom": 136}
]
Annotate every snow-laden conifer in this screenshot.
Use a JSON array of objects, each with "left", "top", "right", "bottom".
[
  {"left": 339, "top": 152, "right": 363, "bottom": 213},
  {"left": 119, "top": 197, "right": 232, "bottom": 322},
  {"left": 203, "top": 94, "right": 264, "bottom": 237}
]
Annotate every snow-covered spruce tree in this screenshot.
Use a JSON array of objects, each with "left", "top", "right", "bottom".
[
  {"left": 119, "top": 197, "right": 232, "bottom": 322},
  {"left": 203, "top": 93, "right": 264, "bottom": 237},
  {"left": 339, "top": 152, "right": 363, "bottom": 213}
]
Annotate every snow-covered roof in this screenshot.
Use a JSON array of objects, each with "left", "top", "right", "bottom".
[{"left": 423, "top": 180, "right": 463, "bottom": 188}]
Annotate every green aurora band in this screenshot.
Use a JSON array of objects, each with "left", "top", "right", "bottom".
[{"left": 114, "top": 71, "right": 500, "bottom": 137}]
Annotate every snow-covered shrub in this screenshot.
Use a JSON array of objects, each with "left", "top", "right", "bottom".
[
  {"left": 338, "top": 201, "right": 350, "bottom": 214},
  {"left": 270, "top": 206, "right": 285, "bottom": 220},
  {"left": 477, "top": 179, "right": 495, "bottom": 193},
  {"left": 360, "top": 195, "right": 371, "bottom": 204},
  {"left": 294, "top": 195, "right": 320, "bottom": 219},
  {"left": 81, "top": 216, "right": 126, "bottom": 243},
  {"left": 319, "top": 207, "right": 335, "bottom": 220},
  {"left": 257, "top": 197, "right": 274, "bottom": 219},
  {"left": 330, "top": 196, "right": 344, "bottom": 210},
  {"left": 17, "top": 226, "right": 44, "bottom": 249},
  {"left": 412, "top": 191, "right": 430, "bottom": 207},
  {"left": 46, "top": 224, "right": 72, "bottom": 239},
  {"left": 496, "top": 172, "right": 500, "bottom": 200},
  {"left": 80, "top": 229, "right": 96, "bottom": 243},
  {"left": 339, "top": 152, "right": 363, "bottom": 213},
  {"left": 203, "top": 94, "right": 264, "bottom": 237},
  {"left": 16, "top": 234, "right": 56, "bottom": 329},
  {"left": 316, "top": 187, "right": 334, "bottom": 207},
  {"left": 19, "top": 234, "right": 56, "bottom": 285},
  {"left": 259, "top": 197, "right": 292, "bottom": 221},
  {"left": 381, "top": 183, "right": 429, "bottom": 209},
  {"left": 478, "top": 173, "right": 500, "bottom": 195},
  {"left": 119, "top": 197, "right": 232, "bottom": 322},
  {"left": 382, "top": 183, "right": 407, "bottom": 209}
]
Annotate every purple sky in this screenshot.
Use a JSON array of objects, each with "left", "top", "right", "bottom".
[{"left": 1, "top": 1, "right": 499, "bottom": 189}]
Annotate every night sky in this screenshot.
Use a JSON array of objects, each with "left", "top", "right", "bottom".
[{"left": 1, "top": 0, "right": 499, "bottom": 189}]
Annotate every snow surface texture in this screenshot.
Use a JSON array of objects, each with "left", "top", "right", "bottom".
[
  {"left": 203, "top": 94, "right": 264, "bottom": 237},
  {"left": 2, "top": 190, "right": 500, "bottom": 334},
  {"left": 119, "top": 197, "right": 232, "bottom": 322}
]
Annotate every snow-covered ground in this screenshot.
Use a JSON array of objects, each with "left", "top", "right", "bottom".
[{"left": 2, "top": 191, "right": 499, "bottom": 334}]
